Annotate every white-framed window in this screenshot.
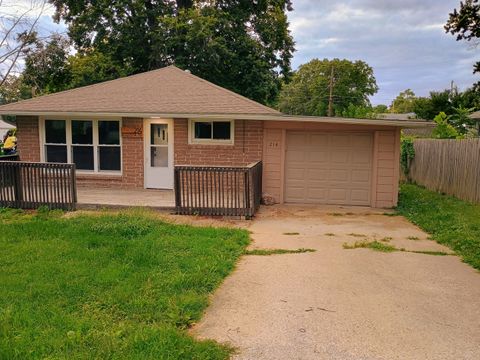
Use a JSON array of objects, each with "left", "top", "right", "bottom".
[
  {"left": 41, "top": 117, "right": 122, "bottom": 173},
  {"left": 189, "top": 119, "right": 234, "bottom": 145}
]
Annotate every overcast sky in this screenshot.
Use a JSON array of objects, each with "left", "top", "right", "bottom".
[
  {"left": 3, "top": 0, "right": 478, "bottom": 106},
  {"left": 288, "top": 0, "right": 478, "bottom": 105}
]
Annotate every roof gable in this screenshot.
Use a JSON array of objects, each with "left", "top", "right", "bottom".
[{"left": 0, "top": 66, "right": 279, "bottom": 116}]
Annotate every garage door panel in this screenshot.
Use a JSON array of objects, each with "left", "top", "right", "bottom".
[
  {"left": 352, "top": 151, "right": 372, "bottom": 165},
  {"left": 330, "top": 134, "right": 350, "bottom": 147},
  {"left": 307, "top": 188, "right": 328, "bottom": 201},
  {"left": 329, "top": 169, "right": 350, "bottom": 181},
  {"left": 308, "top": 150, "right": 329, "bottom": 163},
  {"left": 351, "top": 134, "right": 373, "bottom": 147},
  {"left": 310, "top": 133, "right": 329, "bottom": 145},
  {"left": 285, "top": 168, "right": 306, "bottom": 181},
  {"left": 307, "top": 169, "right": 329, "bottom": 180},
  {"left": 331, "top": 151, "right": 349, "bottom": 164},
  {"left": 285, "top": 150, "right": 306, "bottom": 163},
  {"left": 351, "top": 190, "right": 370, "bottom": 203},
  {"left": 287, "top": 133, "right": 307, "bottom": 147},
  {"left": 285, "top": 132, "right": 373, "bottom": 206},
  {"left": 329, "top": 189, "right": 348, "bottom": 202},
  {"left": 351, "top": 169, "right": 370, "bottom": 182}
]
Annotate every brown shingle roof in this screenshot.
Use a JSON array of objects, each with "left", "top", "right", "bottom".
[{"left": 0, "top": 66, "right": 279, "bottom": 116}]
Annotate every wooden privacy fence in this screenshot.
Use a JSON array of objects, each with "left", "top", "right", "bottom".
[
  {"left": 174, "top": 161, "right": 263, "bottom": 218},
  {"left": 408, "top": 139, "right": 480, "bottom": 203},
  {"left": 0, "top": 161, "right": 77, "bottom": 210}
]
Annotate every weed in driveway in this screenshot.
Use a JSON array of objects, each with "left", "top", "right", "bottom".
[
  {"left": 348, "top": 233, "right": 367, "bottom": 238},
  {"left": 382, "top": 212, "right": 400, "bottom": 217},
  {"left": 406, "top": 236, "right": 420, "bottom": 240},
  {"left": 244, "top": 248, "right": 316, "bottom": 256},
  {"left": 283, "top": 232, "right": 300, "bottom": 236},
  {"left": 328, "top": 213, "right": 344, "bottom": 216},
  {"left": 343, "top": 240, "right": 452, "bottom": 256},
  {"left": 343, "top": 240, "right": 397, "bottom": 252},
  {"left": 324, "top": 233, "right": 336, "bottom": 237}
]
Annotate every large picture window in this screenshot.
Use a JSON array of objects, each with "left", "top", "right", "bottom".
[
  {"left": 189, "top": 119, "right": 234, "bottom": 145},
  {"left": 43, "top": 118, "right": 121, "bottom": 173}
]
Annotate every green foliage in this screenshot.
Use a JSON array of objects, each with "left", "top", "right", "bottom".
[
  {"left": 445, "top": 0, "right": 480, "bottom": 88},
  {"left": 412, "top": 88, "right": 479, "bottom": 130},
  {"left": 22, "top": 34, "right": 73, "bottom": 95},
  {"left": 338, "top": 104, "right": 388, "bottom": 119},
  {"left": 48, "top": 0, "right": 295, "bottom": 104},
  {"left": 400, "top": 136, "right": 415, "bottom": 178},
  {"left": 69, "top": 51, "right": 130, "bottom": 89},
  {"left": 343, "top": 240, "right": 397, "bottom": 252},
  {"left": 432, "top": 112, "right": 463, "bottom": 139},
  {"left": 277, "top": 58, "right": 378, "bottom": 116},
  {"left": 390, "top": 89, "right": 417, "bottom": 113},
  {"left": 448, "top": 106, "right": 475, "bottom": 134},
  {"left": 0, "top": 209, "right": 249, "bottom": 359},
  {"left": 243, "top": 248, "right": 316, "bottom": 255},
  {"left": 0, "top": 75, "right": 32, "bottom": 104},
  {"left": 397, "top": 184, "right": 480, "bottom": 270}
]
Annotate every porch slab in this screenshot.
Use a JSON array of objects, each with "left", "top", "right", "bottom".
[{"left": 77, "top": 187, "right": 175, "bottom": 209}]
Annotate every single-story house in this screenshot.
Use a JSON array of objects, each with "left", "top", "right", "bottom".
[{"left": 0, "top": 66, "right": 429, "bottom": 208}]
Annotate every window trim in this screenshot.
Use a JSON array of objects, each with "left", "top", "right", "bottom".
[
  {"left": 188, "top": 119, "right": 235, "bottom": 145},
  {"left": 40, "top": 116, "right": 122, "bottom": 175}
]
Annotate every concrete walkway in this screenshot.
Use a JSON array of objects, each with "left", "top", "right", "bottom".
[
  {"left": 193, "top": 205, "right": 480, "bottom": 360},
  {"left": 77, "top": 187, "right": 175, "bottom": 209}
]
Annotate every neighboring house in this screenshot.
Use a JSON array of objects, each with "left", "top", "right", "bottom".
[
  {"left": 0, "top": 119, "right": 15, "bottom": 140},
  {"left": 0, "top": 66, "right": 429, "bottom": 208},
  {"left": 377, "top": 113, "right": 417, "bottom": 121}
]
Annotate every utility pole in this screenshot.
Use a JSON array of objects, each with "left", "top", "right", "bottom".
[{"left": 328, "top": 66, "right": 335, "bottom": 117}]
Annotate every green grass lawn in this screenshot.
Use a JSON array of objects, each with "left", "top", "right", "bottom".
[
  {"left": 0, "top": 208, "right": 250, "bottom": 359},
  {"left": 397, "top": 184, "right": 480, "bottom": 270}
]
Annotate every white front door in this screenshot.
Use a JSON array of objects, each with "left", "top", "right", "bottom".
[{"left": 144, "top": 119, "right": 174, "bottom": 189}]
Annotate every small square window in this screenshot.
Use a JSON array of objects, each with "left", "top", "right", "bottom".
[
  {"left": 99, "top": 121, "right": 120, "bottom": 145},
  {"left": 213, "top": 122, "right": 231, "bottom": 140},
  {"left": 72, "top": 120, "right": 93, "bottom": 144},
  {"left": 45, "top": 145, "right": 67, "bottom": 163},
  {"left": 99, "top": 147, "right": 121, "bottom": 171},
  {"left": 192, "top": 120, "right": 233, "bottom": 143},
  {"left": 45, "top": 120, "right": 66, "bottom": 144},
  {"left": 194, "top": 122, "right": 212, "bottom": 139}
]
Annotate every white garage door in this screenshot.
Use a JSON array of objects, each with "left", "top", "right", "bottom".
[{"left": 285, "top": 132, "right": 373, "bottom": 206}]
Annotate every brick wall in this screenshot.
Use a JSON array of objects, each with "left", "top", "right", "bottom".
[
  {"left": 16, "top": 116, "right": 41, "bottom": 162},
  {"left": 174, "top": 119, "right": 263, "bottom": 166}
]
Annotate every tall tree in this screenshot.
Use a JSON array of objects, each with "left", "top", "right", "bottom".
[
  {"left": 390, "top": 89, "right": 417, "bottom": 113},
  {"left": 48, "top": 0, "right": 295, "bottom": 104},
  {"left": 445, "top": 0, "right": 480, "bottom": 88},
  {"left": 22, "top": 34, "right": 72, "bottom": 95},
  {"left": 277, "top": 58, "right": 378, "bottom": 116}
]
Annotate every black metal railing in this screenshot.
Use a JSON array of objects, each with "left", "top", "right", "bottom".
[
  {"left": 174, "top": 161, "right": 262, "bottom": 218},
  {"left": 0, "top": 161, "right": 77, "bottom": 210}
]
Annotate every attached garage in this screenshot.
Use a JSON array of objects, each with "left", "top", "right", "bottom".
[
  {"left": 261, "top": 119, "right": 417, "bottom": 208},
  {"left": 285, "top": 132, "right": 373, "bottom": 206}
]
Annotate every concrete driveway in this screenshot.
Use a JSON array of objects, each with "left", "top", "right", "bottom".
[{"left": 193, "top": 205, "right": 480, "bottom": 360}]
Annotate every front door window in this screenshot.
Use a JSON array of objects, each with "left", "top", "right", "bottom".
[{"left": 150, "top": 124, "right": 168, "bottom": 167}]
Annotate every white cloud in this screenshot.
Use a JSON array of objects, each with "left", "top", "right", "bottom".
[{"left": 289, "top": 0, "right": 479, "bottom": 104}]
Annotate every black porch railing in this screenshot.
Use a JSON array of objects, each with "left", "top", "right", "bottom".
[
  {"left": 0, "top": 161, "right": 77, "bottom": 210},
  {"left": 174, "top": 161, "right": 262, "bottom": 218}
]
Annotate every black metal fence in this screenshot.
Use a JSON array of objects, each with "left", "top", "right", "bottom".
[
  {"left": 174, "top": 161, "right": 262, "bottom": 218},
  {"left": 0, "top": 161, "right": 77, "bottom": 210}
]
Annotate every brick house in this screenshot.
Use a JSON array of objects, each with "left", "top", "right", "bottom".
[{"left": 0, "top": 66, "right": 428, "bottom": 208}]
